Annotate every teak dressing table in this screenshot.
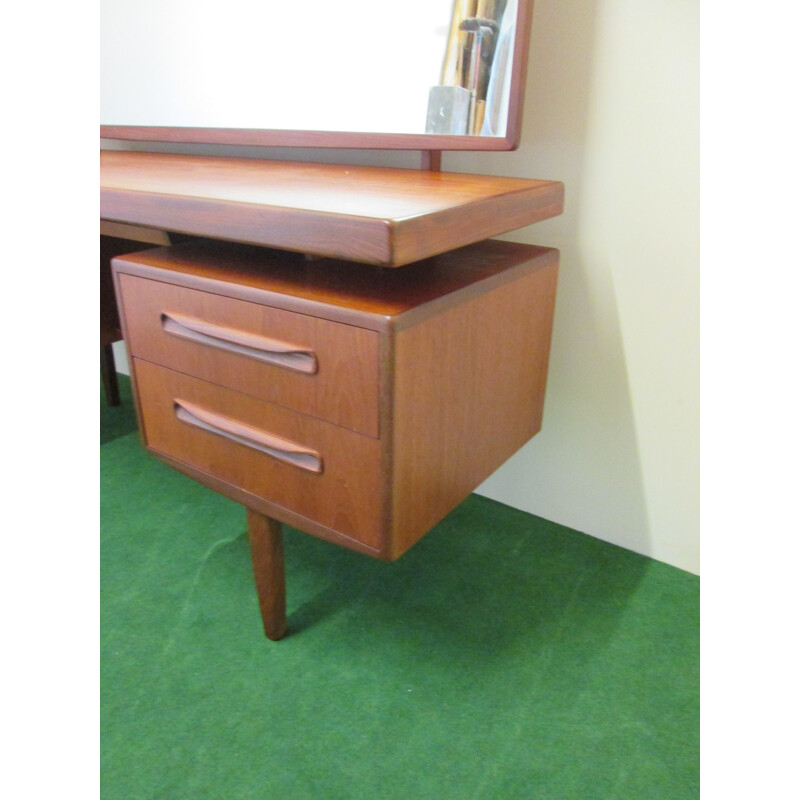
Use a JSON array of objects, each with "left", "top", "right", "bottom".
[{"left": 102, "top": 152, "right": 563, "bottom": 641}]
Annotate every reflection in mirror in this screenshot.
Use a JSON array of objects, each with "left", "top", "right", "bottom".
[
  {"left": 428, "top": 0, "right": 514, "bottom": 136},
  {"left": 101, "top": 0, "right": 525, "bottom": 145}
]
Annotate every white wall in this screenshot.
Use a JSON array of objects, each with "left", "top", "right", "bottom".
[
  {"left": 106, "top": 0, "right": 700, "bottom": 574},
  {"left": 456, "top": 0, "right": 700, "bottom": 574}
]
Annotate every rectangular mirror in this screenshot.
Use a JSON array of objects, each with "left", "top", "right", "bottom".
[{"left": 101, "top": 0, "right": 533, "bottom": 151}]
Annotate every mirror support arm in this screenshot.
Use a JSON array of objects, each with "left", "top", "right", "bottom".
[{"left": 421, "top": 151, "right": 442, "bottom": 172}]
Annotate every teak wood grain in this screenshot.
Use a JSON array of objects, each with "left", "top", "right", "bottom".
[
  {"left": 101, "top": 232, "right": 174, "bottom": 405},
  {"left": 118, "top": 273, "right": 380, "bottom": 437},
  {"left": 134, "top": 359, "right": 385, "bottom": 549},
  {"left": 390, "top": 261, "right": 559, "bottom": 556},
  {"left": 113, "top": 239, "right": 559, "bottom": 562},
  {"left": 100, "top": 151, "right": 564, "bottom": 266},
  {"left": 112, "top": 239, "right": 556, "bottom": 328},
  {"left": 246, "top": 510, "right": 286, "bottom": 641}
]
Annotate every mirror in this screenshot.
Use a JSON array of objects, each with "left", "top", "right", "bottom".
[{"left": 101, "top": 0, "right": 532, "bottom": 151}]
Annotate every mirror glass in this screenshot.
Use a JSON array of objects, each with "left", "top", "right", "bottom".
[{"left": 101, "top": 0, "right": 526, "bottom": 147}]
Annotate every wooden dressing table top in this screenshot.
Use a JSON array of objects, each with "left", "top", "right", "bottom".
[{"left": 100, "top": 151, "right": 564, "bottom": 266}]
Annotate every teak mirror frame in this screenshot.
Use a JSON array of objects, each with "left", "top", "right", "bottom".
[{"left": 100, "top": 1, "right": 534, "bottom": 152}]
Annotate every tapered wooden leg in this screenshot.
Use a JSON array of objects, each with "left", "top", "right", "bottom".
[
  {"left": 246, "top": 509, "right": 287, "bottom": 641},
  {"left": 101, "top": 343, "right": 121, "bottom": 406}
]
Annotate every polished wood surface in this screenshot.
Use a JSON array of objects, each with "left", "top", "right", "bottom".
[
  {"left": 175, "top": 399, "right": 324, "bottom": 474},
  {"left": 390, "top": 256, "right": 559, "bottom": 556},
  {"left": 101, "top": 127, "right": 520, "bottom": 152},
  {"left": 421, "top": 151, "right": 443, "bottom": 172},
  {"left": 113, "top": 238, "right": 556, "bottom": 328},
  {"left": 118, "top": 273, "right": 380, "bottom": 437},
  {"left": 100, "top": 151, "right": 564, "bottom": 266},
  {"left": 134, "top": 359, "right": 384, "bottom": 549},
  {"left": 100, "top": 236, "right": 131, "bottom": 343},
  {"left": 246, "top": 510, "right": 286, "bottom": 641},
  {"left": 152, "top": 451, "right": 384, "bottom": 559},
  {"left": 100, "top": 220, "right": 171, "bottom": 246},
  {"left": 114, "top": 240, "right": 558, "bottom": 562},
  {"left": 101, "top": 233, "right": 170, "bottom": 405}
]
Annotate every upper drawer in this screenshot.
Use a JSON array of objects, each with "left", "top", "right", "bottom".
[{"left": 117, "top": 274, "right": 380, "bottom": 437}]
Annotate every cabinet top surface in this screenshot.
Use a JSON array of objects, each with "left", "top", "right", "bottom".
[
  {"left": 100, "top": 151, "right": 564, "bottom": 266},
  {"left": 112, "top": 238, "right": 558, "bottom": 327},
  {"left": 101, "top": 151, "right": 552, "bottom": 218}
]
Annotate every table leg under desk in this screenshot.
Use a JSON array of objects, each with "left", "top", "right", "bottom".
[
  {"left": 101, "top": 342, "right": 121, "bottom": 406},
  {"left": 246, "top": 509, "right": 287, "bottom": 641}
]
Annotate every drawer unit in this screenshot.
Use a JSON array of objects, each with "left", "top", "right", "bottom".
[
  {"left": 113, "top": 239, "right": 559, "bottom": 562},
  {"left": 134, "top": 359, "right": 384, "bottom": 549},
  {"left": 118, "top": 273, "right": 380, "bottom": 437}
]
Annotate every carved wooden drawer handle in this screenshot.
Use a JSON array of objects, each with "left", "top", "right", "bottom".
[
  {"left": 174, "top": 399, "right": 324, "bottom": 474},
  {"left": 161, "top": 311, "right": 318, "bottom": 374}
]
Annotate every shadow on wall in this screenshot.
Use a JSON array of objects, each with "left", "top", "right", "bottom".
[{"left": 447, "top": 0, "right": 653, "bottom": 563}]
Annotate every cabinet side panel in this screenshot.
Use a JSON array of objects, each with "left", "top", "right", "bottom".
[{"left": 391, "top": 255, "right": 559, "bottom": 557}]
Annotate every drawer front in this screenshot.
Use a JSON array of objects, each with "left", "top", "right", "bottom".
[
  {"left": 134, "top": 360, "right": 384, "bottom": 549},
  {"left": 118, "top": 274, "right": 380, "bottom": 437}
]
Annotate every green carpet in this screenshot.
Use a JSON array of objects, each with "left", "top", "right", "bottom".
[
  {"left": 101, "top": 375, "right": 699, "bottom": 799},
  {"left": 101, "top": 371, "right": 138, "bottom": 444}
]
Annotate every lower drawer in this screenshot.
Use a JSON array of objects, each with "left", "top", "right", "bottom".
[{"left": 134, "top": 359, "right": 384, "bottom": 549}]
